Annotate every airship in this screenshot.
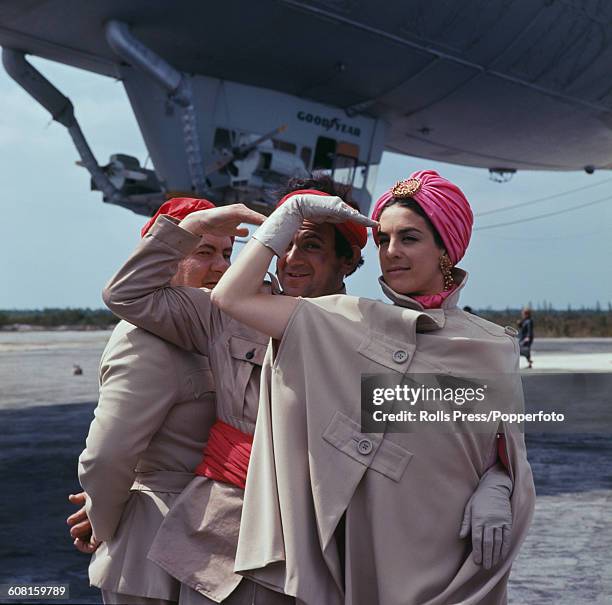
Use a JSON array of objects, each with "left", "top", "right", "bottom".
[{"left": 1, "top": 0, "right": 610, "bottom": 215}]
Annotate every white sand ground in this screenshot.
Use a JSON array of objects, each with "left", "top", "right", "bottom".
[{"left": 519, "top": 338, "right": 612, "bottom": 373}]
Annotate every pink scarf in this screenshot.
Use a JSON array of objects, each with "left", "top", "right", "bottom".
[{"left": 412, "top": 285, "right": 458, "bottom": 309}]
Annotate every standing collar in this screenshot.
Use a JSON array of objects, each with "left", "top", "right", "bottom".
[
  {"left": 378, "top": 268, "right": 468, "bottom": 311},
  {"left": 378, "top": 268, "right": 468, "bottom": 331}
]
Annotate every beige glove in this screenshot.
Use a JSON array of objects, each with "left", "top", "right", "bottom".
[
  {"left": 252, "top": 193, "right": 377, "bottom": 256},
  {"left": 460, "top": 463, "right": 513, "bottom": 569}
]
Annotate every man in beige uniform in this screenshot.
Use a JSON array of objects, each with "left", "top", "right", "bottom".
[
  {"left": 69, "top": 198, "right": 232, "bottom": 605},
  {"left": 103, "top": 178, "right": 516, "bottom": 604},
  {"left": 102, "top": 177, "right": 374, "bottom": 604}
]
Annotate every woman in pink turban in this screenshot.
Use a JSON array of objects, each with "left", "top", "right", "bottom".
[
  {"left": 371, "top": 169, "right": 473, "bottom": 309},
  {"left": 204, "top": 175, "right": 535, "bottom": 605}
]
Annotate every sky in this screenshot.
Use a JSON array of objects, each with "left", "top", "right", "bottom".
[{"left": 1, "top": 58, "right": 610, "bottom": 311}]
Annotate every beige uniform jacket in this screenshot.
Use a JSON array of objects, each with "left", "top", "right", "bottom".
[
  {"left": 235, "top": 271, "right": 536, "bottom": 605},
  {"left": 78, "top": 320, "right": 217, "bottom": 601},
  {"left": 102, "top": 216, "right": 270, "bottom": 603}
]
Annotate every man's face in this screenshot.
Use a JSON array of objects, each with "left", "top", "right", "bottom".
[
  {"left": 277, "top": 221, "right": 353, "bottom": 298},
  {"left": 171, "top": 233, "right": 233, "bottom": 288}
]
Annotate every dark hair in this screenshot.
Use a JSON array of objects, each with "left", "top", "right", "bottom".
[
  {"left": 379, "top": 198, "right": 445, "bottom": 250},
  {"left": 277, "top": 172, "right": 352, "bottom": 203},
  {"left": 277, "top": 172, "right": 364, "bottom": 274}
]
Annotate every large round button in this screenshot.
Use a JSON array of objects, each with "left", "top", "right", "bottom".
[
  {"left": 245, "top": 349, "right": 255, "bottom": 360},
  {"left": 392, "top": 349, "right": 408, "bottom": 363},
  {"left": 357, "top": 438, "right": 373, "bottom": 455}
]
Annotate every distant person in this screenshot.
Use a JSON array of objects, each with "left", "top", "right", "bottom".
[
  {"left": 101, "top": 175, "right": 364, "bottom": 605},
  {"left": 67, "top": 198, "right": 232, "bottom": 605},
  {"left": 72, "top": 364, "right": 83, "bottom": 376},
  {"left": 517, "top": 307, "right": 534, "bottom": 369}
]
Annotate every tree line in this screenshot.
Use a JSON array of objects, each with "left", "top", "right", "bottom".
[
  {"left": 476, "top": 309, "right": 611, "bottom": 337},
  {"left": 0, "top": 308, "right": 119, "bottom": 329},
  {"left": 0, "top": 307, "right": 610, "bottom": 336}
]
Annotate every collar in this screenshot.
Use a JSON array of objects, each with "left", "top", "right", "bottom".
[
  {"left": 378, "top": 268, "right": 468, "bottom": 331},
  {"left": 271, "top": 272, "right": 347, "bottom": 296},
  {"left": 267, "top": 272, "right": 283, "bottom": 295}
]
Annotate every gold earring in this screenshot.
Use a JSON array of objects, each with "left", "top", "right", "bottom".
[{"left": 439, "top": 253, "right": 454, "bottom": 291}]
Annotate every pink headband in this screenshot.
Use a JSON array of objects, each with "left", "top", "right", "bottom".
[{"left": 371, "top": 170, "right": 473, "bottom": 264}]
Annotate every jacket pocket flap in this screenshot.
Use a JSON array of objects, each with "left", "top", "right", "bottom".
[
  {"left": 322, "top": 411, "right": 413, "bottom": 482},
  {"left": 187, "top": 368, "right": 215, "bottom": 397},
  {"left": 357, "top": 331, "right": 416, "bottom": 373},
  {"left": 229, "top": 336, "right": 267, "bottom": 365}
]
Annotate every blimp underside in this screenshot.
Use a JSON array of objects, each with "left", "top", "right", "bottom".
[{"left": 1, "top": 0, "right": 612, "bottom": 213}]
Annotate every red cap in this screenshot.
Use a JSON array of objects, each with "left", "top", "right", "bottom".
[
  {"left": 276, "top": 189, "right": 368, "bottom": 249},
  {"left": 141, "top": 197, "right": 216, "bottom": 238}
]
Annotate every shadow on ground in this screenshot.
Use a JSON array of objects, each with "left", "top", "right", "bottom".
[{"left": 0, "top": 402, "right": 100, "bottom": 604}]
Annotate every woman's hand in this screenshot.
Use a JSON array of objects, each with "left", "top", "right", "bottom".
[
  {"left": 288, "top": 193, "right": 378, "bottom": 225},
  {"left": 179, "top": 203, "right": 266, "bottom": 237},
  {"left": 253, "top": 194, "right": 377, "bottom": 257},
  {"left": 459, "top": 463, "right": 513, "bottom": 569}
]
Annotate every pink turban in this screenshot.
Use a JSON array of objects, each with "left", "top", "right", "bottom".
[
  {"left": 141, "top": 197, "right": 216, "bottom": 238},
  {"left": 371, "top": 170, "right": 473, "bottom": 264}
]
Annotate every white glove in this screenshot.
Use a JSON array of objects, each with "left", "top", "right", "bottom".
[
  {"left": 460, "top": 463, "right": 513, "bottom": 569},
  {"left": 252, "top": 194, "right": 377, "bottom": 256}
]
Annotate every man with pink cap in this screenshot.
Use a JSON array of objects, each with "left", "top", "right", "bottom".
[
  {"left": 67, "top": 198, "right": 232, "bottom": 605},
  {"left": 101, "top": 175, "right": 366, "bottom": 605},
  {"left": 210, "top": 170, "right": 535, "bottom": 604}
]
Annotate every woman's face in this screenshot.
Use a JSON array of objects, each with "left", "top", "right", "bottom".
[{"left": 377, "top": 204, "right": 446, "bottom": 296}]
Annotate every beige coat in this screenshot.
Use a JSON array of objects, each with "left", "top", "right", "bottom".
[
  {"left": 235, "top": 272, "right": 536, "bottom": 605},
  {"left": 78, "top": 320, "right": 217, "bottom": 601},
  {"left": 102, "top": 216, "right": 270, "bottom": 602}
]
